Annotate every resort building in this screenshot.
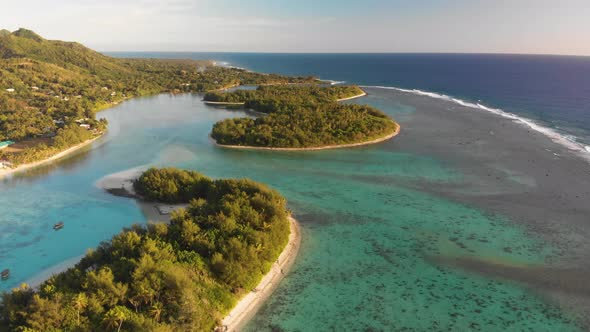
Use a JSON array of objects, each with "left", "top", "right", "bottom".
[
  {"left": 0, "top": 140, "right": 15, "bottom": 150},
  {"left": 0, "top": 160, "right": 13, "bottom": 169}
]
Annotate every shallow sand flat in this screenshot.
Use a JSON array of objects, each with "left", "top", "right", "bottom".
[
  {"left": 363, "top": 87, "right": 590, "bottom": 324},
  {"left": 94, "top": 166, "right": 145, "bottom": 196},
  {"left": 95, "top": 168, "right": 187, "bottom": 223}
]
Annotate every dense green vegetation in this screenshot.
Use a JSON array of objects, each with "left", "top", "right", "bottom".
[
  {"left": 204, "top": 85, "right": 364, "bottom": 113},
  {"left": 0, "top": 168, "right": 290, "bottom": 331},
  {"left": 0, "top": 29, "right": 318, "bottom": 165},
  {"left": 209, "top": 85, "right": 398, "bottom": 148}
]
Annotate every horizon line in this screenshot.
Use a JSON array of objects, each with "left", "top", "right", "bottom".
[{"left": 101, "top": 51, "right": 590, "bottom": 58}]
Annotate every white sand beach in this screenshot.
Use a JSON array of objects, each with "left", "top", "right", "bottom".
[
  {"left": 0, "top": 135, "right": 103, "bottom": 180},
  {"left": 336, "top": 91, "right": 367, "bottom": 101},
  {"left": 219, "top": 216, "right": 301, "bottom": 332}
]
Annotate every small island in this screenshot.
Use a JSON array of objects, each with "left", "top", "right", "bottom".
[
  {"left": 207, "top": 85, "right": 400, "bottom": 150},
  {"left": 0, "top": 168, "right": 299, "bottom": 331}
]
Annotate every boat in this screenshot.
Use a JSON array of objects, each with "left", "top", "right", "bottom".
[
  {"left": 53, "top": 221, "right": 64, "bottom": 230},
  {"left": 1, "top": 269, "right": 9, "bottom": 280}
]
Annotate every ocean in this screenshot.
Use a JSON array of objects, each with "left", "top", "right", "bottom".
[
  {"left": 111, "top": 52, "right": 590, "bottom": 151},
  {"left": 1, "top": 53, "right": 590, "bottom": 331}
]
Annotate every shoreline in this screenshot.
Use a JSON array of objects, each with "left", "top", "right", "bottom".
[
  {"left": 219, "top": 215, "right": 301, "bottom": 332},
  {"left": 213, "top": 124, "right": 400, "bottom": 151},
  {"left": 96, "top": 168, "right": 302, "bottom": 331},
  {"left": 0, "top": 134, "right": 104, "bottom": 180},
  {"left": 204, "top": 101, "right": 246, "bottom": 106},
  {"left": 95, "top": 168, "right": 187, "bottom": 223}
]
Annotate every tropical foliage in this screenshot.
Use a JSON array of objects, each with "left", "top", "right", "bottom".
[
  {"left": 0, "top": 168, "right": 290, "bottom": 331},
  {"left": 204, "top": 85, "right": 364, "bottom": 113},
  {"left": 208, "top": 85, "right": 397, "bottom": 148},
  {"left": 0, "top": 29, "right": 318, "bottom": 165}
]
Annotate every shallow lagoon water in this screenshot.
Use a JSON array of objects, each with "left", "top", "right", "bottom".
[{"left": 0, "top": 92, "right": 583, "bottom": 330}]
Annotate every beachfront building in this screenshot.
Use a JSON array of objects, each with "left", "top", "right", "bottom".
[{"left": 0, "top": 140, "right": 15, "bottom": 150}]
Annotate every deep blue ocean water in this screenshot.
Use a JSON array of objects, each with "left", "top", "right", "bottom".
[{"left": 111, "top": 52, "right": 590, "bottom": 148}]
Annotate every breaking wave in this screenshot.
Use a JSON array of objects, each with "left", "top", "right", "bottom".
[{"left": 362, "top": 85, "right": 590, "bottom": 159}]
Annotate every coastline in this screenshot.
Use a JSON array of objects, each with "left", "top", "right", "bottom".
[
  {"left": 213, "top": 123, "right": 400, "bottom": 151},
  {"left": 204, "top": 101, "right": 246, "bottom": 106},
  {"left": 219, "top": 215, "right": 301, "bottom": 332},
  {"left": 96, "top": 168, "right": 302, "bottom": 331},
  {"left": 0, "top": 134, "right": 104, "bottom": 180},
  {"left": 336, "top": 91, "right": 367, "bottom": 102}
]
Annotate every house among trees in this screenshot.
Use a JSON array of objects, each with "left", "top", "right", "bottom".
[{"left": 5, "top": 88, "right": 15, "bottom": 93}]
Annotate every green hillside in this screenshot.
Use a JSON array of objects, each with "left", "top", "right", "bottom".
[{"left": 0, "top": 29, "right": 318, "bottom": 166}]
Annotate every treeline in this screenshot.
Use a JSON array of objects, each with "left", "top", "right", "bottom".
[
  {"left": 0, "top": 122, "right": 106, "bottom": 165},
  {"left": 0, "top": 29, "right": 318, "bottom": 165},
  {"left": 207, "top": 85, "right": 397, "bottom": 148},
  {"left": 212, "top": 104, "right": 397, "bottom": 148},
  {"left": 204, "top": 85, "right": 364, "bottom": 113},
  {"left": 0, "top": 168, "right": 290, "bottom": 331}
]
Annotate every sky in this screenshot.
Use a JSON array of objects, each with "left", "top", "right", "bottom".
[{"left": 1, "top": 0, "right": 589, "bottom": 55}]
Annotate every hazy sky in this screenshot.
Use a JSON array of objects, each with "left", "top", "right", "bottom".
[{"left": 2, "top": 0, "right": 589, "bottom": 55}]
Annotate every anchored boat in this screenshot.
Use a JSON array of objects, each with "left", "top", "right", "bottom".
[
  {"left": 1, "top": 269, "right": 9, "bottom": 280},
  {"left": 53, "top": 221, "right": 64, "bottom": 230}
]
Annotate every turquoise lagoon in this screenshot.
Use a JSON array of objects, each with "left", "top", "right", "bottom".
[{"left": 0, "top": 91, "right": 580, "bottom": 331}]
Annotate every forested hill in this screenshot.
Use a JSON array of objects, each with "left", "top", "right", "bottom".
[
  {"left": 0, "top": 168, "right": 291, "bottom": 331},
  {"left": 0, "top": 28, "right": 143, "bottom": 74},
  {"left": 0, "top": 29, "right": 318, "bottom": 166}
]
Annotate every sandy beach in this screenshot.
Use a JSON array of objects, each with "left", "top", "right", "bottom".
[
  {"left": 336, "top": 91, "right": 367, "bottom": 101},
  {"left": 0, "top": 135, "right": 103, "bottom": 180},
  {"left": 219, "top": 216, "right": 301, "bottom": 332},
  {"left": 204, "top": 101, "right": 246, "bottom": 106},
  {"left": 213, "top": 123, "right": 400, "bottom": 151},
  {"left": 25, "top": 255, "right": 85, "bottom": 289}
]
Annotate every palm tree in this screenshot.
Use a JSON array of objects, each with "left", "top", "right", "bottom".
[
  {"left": 149, "top": 302, "right": 163, "bottom": 322},
  {"left": 72, "top": 293, "right": 88, "bottom": 325},
  {"left": 103, "top": 306, "right": 128, "bottom": 332}
]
